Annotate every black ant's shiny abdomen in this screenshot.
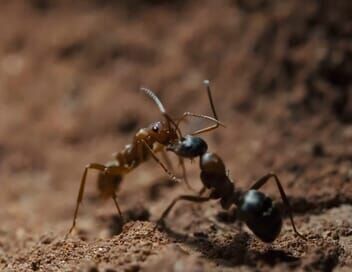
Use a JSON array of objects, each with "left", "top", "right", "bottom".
[
  {"left": 167, "top": 135, "right": 208, "bottom": 158},
  {"left": 238, "top": 190, "right": 282, "bottom": 243}
]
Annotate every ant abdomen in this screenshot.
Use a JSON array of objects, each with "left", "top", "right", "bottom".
[
  {"left": 167, "top": 135, "right": 208, "bottom": 158},
  {"left": 97, "top": 173, "right": 122, "bottom": 199},
  {"left": 238, "top": 190, "right": 282, "bottom": 243}
]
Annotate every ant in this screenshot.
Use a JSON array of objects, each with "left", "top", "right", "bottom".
[
  {"left": 157, "top": 152, "right": 307, "bottom": 242},
  {"left": 158, "top": 125, "right": 306, "bottom": 242},
  {"left": 67, "top": 80, "right": 225, "bottom": 236}
]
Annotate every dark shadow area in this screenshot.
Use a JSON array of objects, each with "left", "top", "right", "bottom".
[
  {"left": 281, "top": 194, "right": 352, "bottom": 215},
  {"left": 107, "top": 205, "right": 151, "bottom": 236},
  {"left": 156, "top": 223, "right": 301, "bottom": 268},
  {"left": 147, "top": 177, "right": 178, "bottom": 202}
]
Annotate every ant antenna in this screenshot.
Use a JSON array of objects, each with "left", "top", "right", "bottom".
[
  {"left": 203, "top": 80, "right": 218, "bottom": 121},
  {"left": 140, "top": 87, "right": 166, "bottom": 114},
  {"left": 140, "top": 87, "right": 182, "bottom": 138},
  {"left": 189, "top": 80, "right": 222, "bottom": 136}
]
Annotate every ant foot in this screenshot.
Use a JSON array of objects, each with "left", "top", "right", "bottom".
[
  {"left": 64, "top": 229, "right": 74, "bottom": 240},
  {"left": 296, "top": 232, "right": 308, "bottom": 241},
  {"left": 153, "top": 219, "right": 166, "bottom": 231}
]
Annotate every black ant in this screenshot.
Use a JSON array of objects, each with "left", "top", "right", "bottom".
[
  {"left": 158, "top": 152, "right": 307, "bottom": 243},
  {"left": 67, "top": 80, "right": 225, "bottom": 236}
]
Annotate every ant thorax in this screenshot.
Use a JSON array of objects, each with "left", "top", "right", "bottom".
[{"left": 135, "top": 128, "right": 154, "bottom": 146}]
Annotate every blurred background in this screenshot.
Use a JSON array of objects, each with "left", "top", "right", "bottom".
[{"left": 0, "top": 0, "right": 352, "bottom": 271}]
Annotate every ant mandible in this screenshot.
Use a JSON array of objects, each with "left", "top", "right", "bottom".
[
  {"left": 157, "top": 98, "right": 306, "bottom": 242},
  {"left": 67, "top": 80, "right": 225, "bottom": 236}
]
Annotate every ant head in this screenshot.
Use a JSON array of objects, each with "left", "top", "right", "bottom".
[
  {"left": 141, "top": 87, "right": 183, "bottom": 139},
  {"left": 238, "top": 190, "right": 282, "bottom": 243},
  {"left": 166, "top": 135, "right": 208, "bottom": 159},
  {"left": 147, "top": 121, "right": 178, "bottom": 145}
]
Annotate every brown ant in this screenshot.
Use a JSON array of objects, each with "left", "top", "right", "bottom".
[
  {"left": 157, "top": 151, "right": 306, "bottom": 242},
  {"left": 67, "top": 80, "right": 225, "bottom": 236}
]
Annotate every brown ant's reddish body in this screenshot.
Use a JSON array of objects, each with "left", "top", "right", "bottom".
[{"left": 67, "top": 81, "right": 224, "bottom": 235}]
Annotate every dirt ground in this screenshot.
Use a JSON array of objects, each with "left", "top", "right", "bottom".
[{"left": 0, "top": 0, "right": 352, "bottom": 271}]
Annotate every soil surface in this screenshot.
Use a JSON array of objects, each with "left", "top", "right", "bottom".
[{"left": 1, "top": 1, "right": 352, "bottom": 271}]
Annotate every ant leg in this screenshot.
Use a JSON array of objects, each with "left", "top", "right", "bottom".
[
  {"left": 157, "top": 195, "right": 211, "bottom": 224},
  {"left": 67, "top": 163, "right": 105, "bottom": 236},
  {"left": 176, "top": 112, "right": 226, "bottom": 128},
  {"left": 191, "top": 125, "right": 220, "bottom": 136},
  {"left": 112, "top": 193, "right": 123, "bottom": 222},
  {"left": 250, "top": 173, "right": 307, "bottom": 240},
  {"left": 67, "top": 163, "right": 127, "bottom": 237},
  {"left": 140, "top": 140, "right": 181, "bottom": 183},
  {"left": 183, "top": 112, "right": 226, "bottom": 136},
  {"left": 175, "top": 112, "right": 225, "bottom": 136},
  {"left": 178, "top": 157, "right": 197, "bottom": 192},
  {"left": 198, "top": 186, "right": 207, "bottom": 195},
  {"left": 179, "top": 157, "right": 190, "bottom": 189},
  {"left": 190, "top": 80, "right": 222, "bottom": 136},
  {"left": 161, "top": 147, "right": 175, "bottom": 173},
  {"left": 160, "top": 146, "right": 196, "bottom": 192},
  {"left": 173, "top": 81, "right": 224, "bottom": 136},
  {"left": 159, "top": 146, "right": 187, "bottom": 187}
]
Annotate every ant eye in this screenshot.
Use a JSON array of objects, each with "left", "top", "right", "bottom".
[{"left": 152, "top": 125, "right": 159, "bottom": 132}]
